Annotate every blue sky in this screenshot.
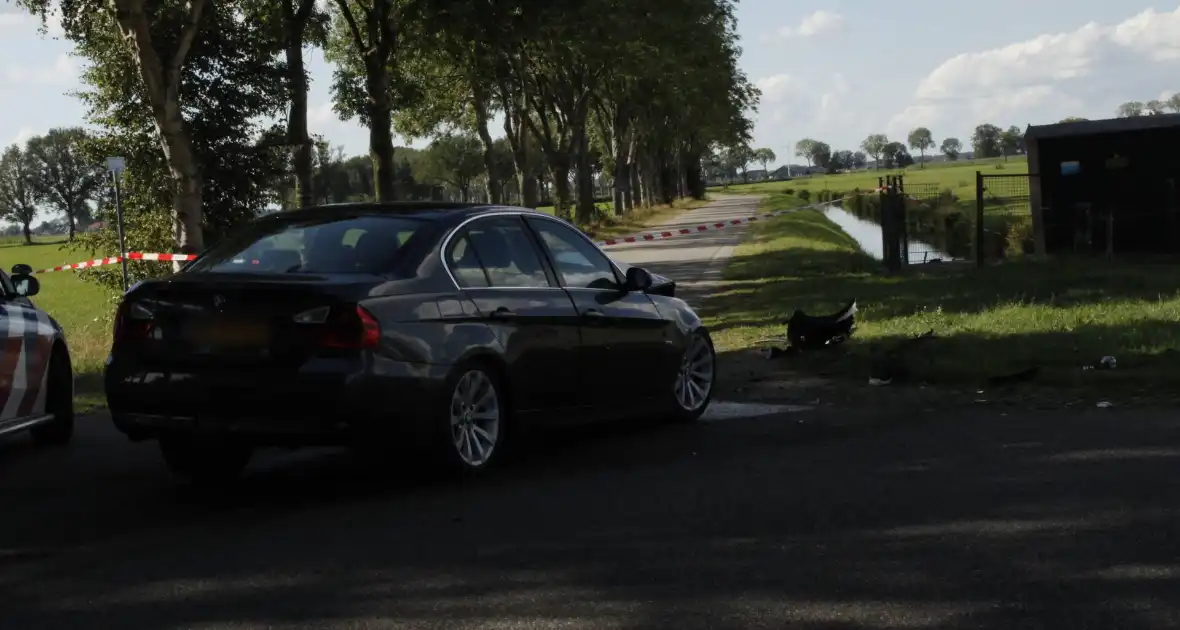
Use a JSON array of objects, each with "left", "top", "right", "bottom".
[{"left": 2, "top": 0, "right": 1180, "bottom": 170}]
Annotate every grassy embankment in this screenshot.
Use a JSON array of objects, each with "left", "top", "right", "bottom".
[
  {"left": 702, "top": 186, "right": 1180, "bottom": 396},
  {"left": 0, "top": 195, "right": 707, "bottom": 409},
  {"left": 712, "top": 157, "right": 1033, "bottom": 261}
]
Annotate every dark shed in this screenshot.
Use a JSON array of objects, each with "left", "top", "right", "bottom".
[{"left": 1026, "top": 114, "right": 1180, "bottom": 255}]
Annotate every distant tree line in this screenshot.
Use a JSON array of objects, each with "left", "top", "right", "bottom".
[{"left": 703, "top": 122, "right": 1030, "bottom": 183}]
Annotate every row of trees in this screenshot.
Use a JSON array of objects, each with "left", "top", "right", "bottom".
[
  {"left": 1115, "top": 95, "right": 1180, "bottom": 118},
  {"left": 0, "top": 124, "right": 621, "bottom": 244},
  {"left": 12, "top": 0, "right": 757, "bottom": 266},
  {"left": 786, "top": 124, "right": 1028, "bottom": 175}
]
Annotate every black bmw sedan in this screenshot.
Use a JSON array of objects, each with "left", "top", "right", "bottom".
[{"left": 105, "top": 203, "right": 716, "bottom": 482}]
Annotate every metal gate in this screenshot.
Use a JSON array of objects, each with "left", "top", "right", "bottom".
[{"left": 976, "top": 172, "right": 1038, "bottom": 266}]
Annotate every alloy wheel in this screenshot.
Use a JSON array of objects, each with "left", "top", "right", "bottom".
[
  {"left": 449, "top": 369, "right": 501, "bottom": 468},
  {"left": 674, "top": 333, "right": 715, "bottom": 411}
]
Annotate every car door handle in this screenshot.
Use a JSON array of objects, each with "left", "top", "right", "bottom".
[
  {"left": 488, "top": 307, "right": 515, "bottom": 319},
  {"left": 583, "top": 309, "right": 605, "bottom": 318}
]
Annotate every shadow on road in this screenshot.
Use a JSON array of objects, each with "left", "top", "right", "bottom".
[{"left": 3, "top": 407, "right": 1180, "bottom": 629}]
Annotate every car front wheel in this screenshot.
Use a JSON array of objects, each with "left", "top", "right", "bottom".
[
  {"left": 30, "top": 345, "right": 74, "bottom": 447},
  {"left": 670, "top": 329, "right": 716, "bottom": 422}
]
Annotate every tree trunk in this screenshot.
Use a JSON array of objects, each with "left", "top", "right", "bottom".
[
  {"left": 21, "top": 221, "right": 31, "bottom": 246},
  {"left": 685, "top": 149, "right": 705, "bottom": 199},
  {"left": 471, "top": 85, "right": 502, "bottom": 204},
  {"left": 66, "top": 208, "right": 76, "bottom": 241},
  {"left": 110, "top": 0, "right": 207, "bottom": 255},
  {"left": 574, "top": 126, "right": 596, "bottom": 224},
  {"left": 284, "top": 2, "right": 314, "bottom": 208},
  {"left": 550, "top": 161, "right": 572, "bottom": 219},
  {"left": 366, "top": 61, "right": 395, "bottom": 202}
]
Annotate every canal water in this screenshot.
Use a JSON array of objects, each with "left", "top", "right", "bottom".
[{"left": 822, "top": 204, "right": 952, "bottom": 264}]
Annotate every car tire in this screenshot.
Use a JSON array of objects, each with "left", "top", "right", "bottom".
[
  {"left": 668, "top": 328, "right": 717, "bottom": 423},
  {"left": 159, "top": 437, "right": 253, "bottom": 485},
  {"left": 30, "top": 345, "right": 74, "bottom": 447},
  {"left": 435, "top": 360, "right": 511, "bottom": 476}
]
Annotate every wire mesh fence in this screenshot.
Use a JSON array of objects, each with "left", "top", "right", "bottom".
[{"left": 978, "top": 173, "right": 1037, "bottom": 263}]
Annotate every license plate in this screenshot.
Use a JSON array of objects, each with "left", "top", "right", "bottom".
[{"left": 189, "top": 318, "right": 269, "bottom": 350}]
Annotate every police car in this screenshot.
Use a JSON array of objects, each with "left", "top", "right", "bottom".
[{"left": 0, "top": 264, "right": 74, "bottom": 446}]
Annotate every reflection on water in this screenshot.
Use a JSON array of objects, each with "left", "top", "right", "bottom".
[{"left": 822, "top": 205, "right": 952, "bottom": 264}]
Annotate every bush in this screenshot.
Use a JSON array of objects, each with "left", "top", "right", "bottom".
[
  {"left": 938, "top": 188, "right": 957, "bottom": 208},
  {"left": 797, "top": 189, "right": 811, "bottom": 202},
  {"left": 783, "top": 188, "right": 795, "bottom": 196}
]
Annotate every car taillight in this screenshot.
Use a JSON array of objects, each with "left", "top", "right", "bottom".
[
  {"left": 292, "top": 304, "right": 381, "bottom": 350},
  {"left": 113, "top": 300, "right": 155, "bottom": 344}
]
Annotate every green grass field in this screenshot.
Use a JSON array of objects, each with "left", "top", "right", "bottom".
[
  {"left": 702, "top": 190, "right": 1180, "bottom": 395},
  {"left": 711, "top": 156, "right": 1028, "bottom": 201}
]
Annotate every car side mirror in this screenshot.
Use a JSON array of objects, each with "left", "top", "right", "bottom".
[
  {"left": 12, "top": 273, "right": 39, "bottom": 298},
  {"left": 11, "top": 264, "right": 32, "bottom": 275},
  {"left": 623, "top": 266, "right": 653, "bottom": 292}
]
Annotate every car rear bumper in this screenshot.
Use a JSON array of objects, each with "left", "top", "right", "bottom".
[{"left": 105, "top": 356, "right": 451, "bottom": 447}]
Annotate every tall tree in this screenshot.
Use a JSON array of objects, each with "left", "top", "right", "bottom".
[
  {"left": 752, "top": 148, "right": 776, "bottom": 176},
  {"left": 1058, "top": 117, "right": 1088, "bottom": 123},
  {"left": 19, "top": 0, "right": 215, "bottom": 254},
  {"left": 940, "top": 137, "right": 961, "bottom": 161},
  {"left": 971, "top": 124, "right": 1003, "bottom": 159},
  {"left": 0, "top": 145, "right": 40, "bottom": 245},
  {"left": 416, "top": 133, "right": 485, "bottom": 202},
  {"left": 999, "top": 125, "right": 1024, "bottom": 160},
  {"left": 1145, "top": 99, "right": 1167, "bottom": 115},
  {"left": 277, "top": 0, "right": 329, "bottom": 208},
  {"left": 906, "top": 127, "right": 934, "bottom": 168},
  {"left": 325, "top": 0, "right": 410, "bottom": 202},
  {"left": 1167, "top": 94, "right": 1180, "bottom": 113},
  {"left": 794, "top": 139, "right": 817, "bottom": 169},
  {"left": 860, "top": 134, "right": 888, "bottom": 170},
  {"left": 1117, "top": 101, "right": 1145, "bottom": 117},
  {"left": 25, "top": 128, "right": 103, "bottom": 240}
]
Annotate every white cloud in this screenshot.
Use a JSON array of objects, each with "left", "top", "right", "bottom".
[
  {"left": 888, "top": 6, "right": 1180, "bottom": 138},
  {"left": 777, "top": 10, "right": 844, "bottom": 40},
  {"left": 750, "top": 72, "right": 873, "bottom": 156},
  {"left": 3, "top": 52, "right": 77, "bottom": 85}
]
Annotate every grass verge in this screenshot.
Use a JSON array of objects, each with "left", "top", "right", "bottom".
[
  {"left": 702, "top": 194, "right": 1180, "bottom": 397},
  {"left": 537, "top": 197, "right": 709, "bottom": 239}
]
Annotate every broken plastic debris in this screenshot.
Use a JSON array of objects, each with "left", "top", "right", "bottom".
[
  {"left": 1100, "top": 356, "right": 1117, "bottom": 369},
  {"left": 868, "top": 377, "right": 891, "bottom": 386},
  {"left": 1096, "top": 401, "right": 1113, "bottom": 408}
]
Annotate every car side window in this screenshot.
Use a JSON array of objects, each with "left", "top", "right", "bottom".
[
  {"left": 448, "top": 217, "right": 552, "bottom": 289},
  {"left": 0, "top": 271, "right": 12, "bottom": 297},
  {"left": 447, "top": 236, "right": 490, "bottom": 288},
  {"left": 526, "top": 218, "right": 621, "bottom": 290}
]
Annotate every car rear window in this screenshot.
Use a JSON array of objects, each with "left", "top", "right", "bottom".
[{"left": 184, "top": 215, "right": 429, "bottom": 275}]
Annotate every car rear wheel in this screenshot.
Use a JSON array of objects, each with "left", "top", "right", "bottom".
[
  {"left": 30, "top": 345, "right": 74, "bottom": 447},
  {"left": 670, "top": 329, "right": 716, "bottom": 423},
  {"left": 159, "top": 437, "right": 253, "bottom": 485},
  {"left": 440, "top": 363, "right": 508, "bottom": 475}
]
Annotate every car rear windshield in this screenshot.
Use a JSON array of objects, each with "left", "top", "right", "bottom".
[{"left": 183, "top": 214, "right": 430, "bottom": 275}]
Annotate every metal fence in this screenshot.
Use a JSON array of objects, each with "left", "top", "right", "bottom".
[{"left": 976, "top": 172, "right": 1037, "bottom": 265}]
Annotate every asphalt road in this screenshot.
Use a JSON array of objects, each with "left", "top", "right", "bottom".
[
  {"left": 606, "top": 193, "right": 761, "bottom": 308},
  {"left": 4, "top": 198, "right": 1180, "bottom": 628}
]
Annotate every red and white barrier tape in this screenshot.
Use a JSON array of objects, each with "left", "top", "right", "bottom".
[
  {"left": 34, "top": 252, "right": 197, "bottom": 274},
  {"left": 36, "top": 192, "right": 898, "bottom": 273},
  {"left": 594, "top": 196, "right": 854, "bottom": 247}
]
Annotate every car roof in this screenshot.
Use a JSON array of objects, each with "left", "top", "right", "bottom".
[{"left": 263, "top": 202, "right": 551, "bottom": 224}]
